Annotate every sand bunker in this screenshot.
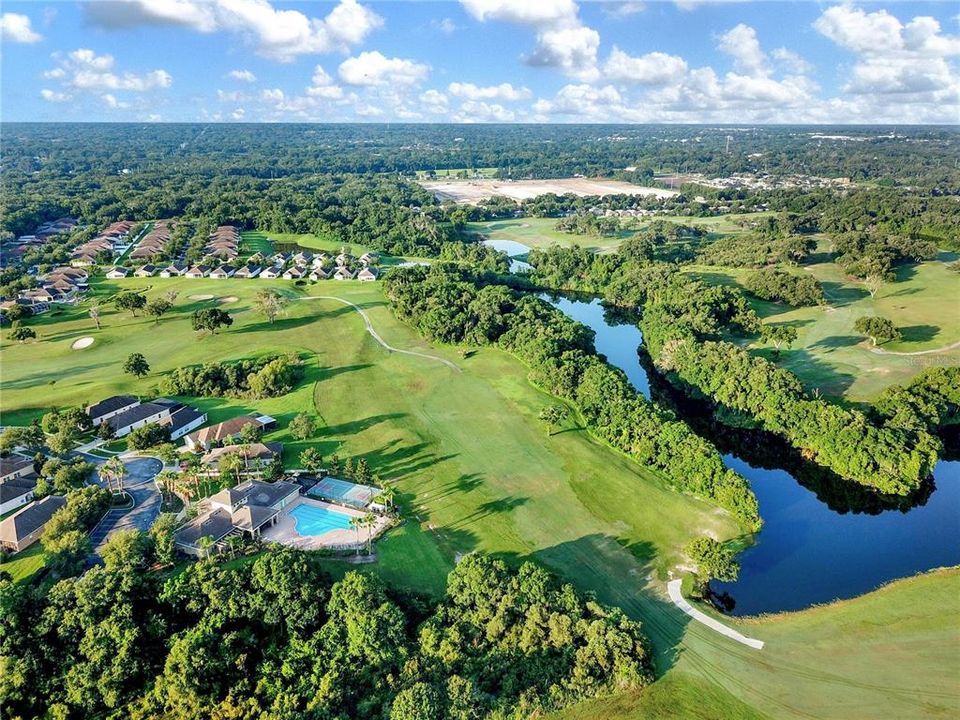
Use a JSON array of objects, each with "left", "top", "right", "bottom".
[
  {"left": 188, "top": 294, "right": 215, "bottom": 300},
  {"left": 71, "top": 337, "right": 95, "bottom": 350},
  {"left": 219, "top": 296, "right": 239, "bottom": 303}
]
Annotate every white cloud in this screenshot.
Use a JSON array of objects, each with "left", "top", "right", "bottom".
[
  {"left": 525, "top": 24, "right": 600, "bottom": 81},
  {"left": 306, "top": 65, "right": 344, "bottom": 99},
  {"left": 228, "top": 69, "right": 257, "bottom": 82},
  {"left": 771, "top": 48, "right": 812, "bottom": 75},
  {"left": 533, "top": 83, "right": 622, "bottom": 117},
  {"left": 45, "top": 49, "right": 172, "bottom": 93},
  {"left": 420, "top": 89, "right": 449, "bottom": 114},
  {"left": 432, "top": 18, "right": 459, "bottom": 34},
  {"left": 40, "top": 89, "right": 71, "bottom": 103},
  {"left": 453, "top": 100, "right": 516, "bottom": 123},
  {"left": 101, "top": 93, "right": 131, "bottom": 109},
  {"left": 460, "top": 0, "right": 577, "bottom": 26},
  {"left": 338, "top": 51, "right": 429, "bottom": 86},
  {"left": 461, "top": 0, "right": 599, "bottom": 80},
  {"left": 231, "top": 107, "right": 246, "bottom": 120},
  {"left": 718, "top": 23, "right": 769, "bottom": 76},
  {"left": 814, "top": 4, "right": 959, "bottom": 103},
  {"left": 604, "top": 48, "right": 687, "bottom": 85},
  {"left": 448, "top": 82, "right": 532, "bottom": 101},
  {"left": 84, "top": 0, "right": 383, "bottom": 62},
  {"left": 603, "top": 3, "right": 646, "bottom": 19},
  {"left": 1, "top": 12, "right": 43, "bottom": 43}
]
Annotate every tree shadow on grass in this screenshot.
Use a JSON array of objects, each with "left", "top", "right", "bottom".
[
  {"left": 316, "top": 363, "right": 372, "bottom": 382},
  {"left": 357, "top": 438, "right": 459, "bottom": 480},
  {"left": 898, "top": 324, "right": 940, "bottom": 343},
  {"left": 3, "top": 361, "right": 117, "bottom": 389},
  {"left": 234, "top": 315, "right": 319, "bottom": 334},
  {"left": 530, "top": 534, "right": 691, "bottom": 677},
  {"left": 448, "top": 495, "right": 530, "bottom": 530},
  {"left": 778, "top": 349, "right": 857, "bottom": 397},
  {"left": 821, "top": 281, "right": 868, "bottom": 306},
  {"left": 318, "top": 413, "right": 407, "bottom": 436},
  {"left": 807, "top": 335, "right": 863, "bottom": 352}
]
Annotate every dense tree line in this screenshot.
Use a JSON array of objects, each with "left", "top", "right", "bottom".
[
  {"left": 384, "top": 264, "right": 760, "bottom": 528},
  {"left": 526, "top": 245, "right": 942, "bottom": 495},
  {"left": 743, "top": 268, "right": 825, "bottom": 306},
  {"left": 0, "top": 545, "right": 652, "bottom": 720},
  {"left": 875, "top": 367, "right": 960, "bottom": 434},
  {"left": 159, "top": 353, "right": 304, "bottom": 399},
  {"left": 833, "top": 231, "right": 939, "bottom": 280},
  {"left": 696, "top": 234, "right": 816, "bottom": 267}
]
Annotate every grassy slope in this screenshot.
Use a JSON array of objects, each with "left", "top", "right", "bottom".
[
  {"left": 2, "top": 278, "right": 957, "bottom": 718},
  {"left": 690, "top": 251, "right": 960, "bottom": 401},
  {"left": 0, "top": 543, "right": 47, "bottom": 583}
]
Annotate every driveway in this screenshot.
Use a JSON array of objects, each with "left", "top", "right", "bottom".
[{"left": 88, "top": 457, "right": 163, "bottom": 552}]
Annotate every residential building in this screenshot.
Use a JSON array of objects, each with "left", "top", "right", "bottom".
[
  {"left": 134, "top": 265, "right": 157, "bottom": 277},
  {"left": 159, "top": 263, "right": 186, "bottom": 277},
  {"left": 198, "top": 442, "right": 282, "bottom": 479},
  {"left": 0, "top": 496, "right": 67, "bottom": 554},
  {"left": 105, "top": 267, "right": 130, "bottom": 279},
  {"left": 209, "top": 265, "right": 236, "bottom": 279},
  {"left": 0, "top": 454, "right": 34, "bottom": 484},
  {"left": 173, "top": 478, "right": 299, "bottom": 557},
  {"left": 357, "top": 267, "right": 380, "bottom": 282},
  {"left": 87, "top": 395, "right": 140, "bottom": 427},
  {"left": 234, "top": 264, "right": 262, "bottom": 278},
  {"left": 0, "top": 476, "right": 38, "bottom": 516},
  {"left": 183, "top": 415, "right": 266, "bottom": 451},
  {"left": 333, "top": 267, "right": 355, "bottom": 280},
  {"left": 107, "top": 402, "right": 172, "bottom": 437},
  {"left": 184, "top": 265, "right": 211, "bottom": 278},
  {"left": 161, "top": 405, "right": 208, "bottom": 441}
]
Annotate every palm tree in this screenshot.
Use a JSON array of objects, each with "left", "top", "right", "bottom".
[
  {"left": 362, "top": 511, "right": 377, "bottom": 555},
  {"left": 176, "top": 476, "right": 196, "bottom": 508},
  {"left": 196, "top": 535, "right": 216, "bottom": 559},
  {"left": 100, "top": 457, "right": 126, "bottom": 495},
  {"left": 378, "top": 485, "right": 397, "bottom": 514},
  {"left": 349, "top": 516, "right": 362, "bottom": 555},
  {"left": 224, "top": 534, "right": 244, "bottom": 559}
]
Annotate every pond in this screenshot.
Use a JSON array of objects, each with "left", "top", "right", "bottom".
[
  {"left": 544, "top": 293, "right": 960, "bottom": 616},
  {"left": 482, "top": 238, "right": 531, "bottom": 258}
]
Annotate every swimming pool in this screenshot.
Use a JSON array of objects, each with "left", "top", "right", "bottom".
[{"left": 289, "top": 503, "right": 354, "bottom": 536}]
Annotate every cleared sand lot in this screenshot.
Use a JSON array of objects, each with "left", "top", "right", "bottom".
[{"left": 420, "top": 177, "right": 679, "bottom": 204}]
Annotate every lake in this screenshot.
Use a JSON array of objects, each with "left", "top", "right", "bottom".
[{"left": 545, "top": 293, "right": 960, "bottom": 616}]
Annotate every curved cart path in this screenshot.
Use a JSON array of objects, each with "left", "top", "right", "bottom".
[
  {"left": 868, "top": 339, "right": 960, "bottom": 357},
  {"left": 300, "top": 295, "right": 461, "bottom": 372},
  {"left": 667, "top": 580, "right": 765, "bottom": 650}
]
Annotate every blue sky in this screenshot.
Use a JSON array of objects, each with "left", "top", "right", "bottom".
[{"left": 1, "top": 1, "right": 958, "bottom": 123}]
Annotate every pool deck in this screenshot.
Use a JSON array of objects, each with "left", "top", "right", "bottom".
[{"left": 262, "top": 496, "right": 390, "bottom": 550}]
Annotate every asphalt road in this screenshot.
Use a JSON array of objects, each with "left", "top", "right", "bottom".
[{"left": 87, "top": 457, "right": 163, "bottom": 552}]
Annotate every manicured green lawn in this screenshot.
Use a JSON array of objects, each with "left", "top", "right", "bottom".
[
  {"left": 239, "top": 229, "right": 273, "bottom": 257},
  {"left": 0, "top": 543, "right": 47, "bottom": 584},
  {"left": 3, "top": 274, "right": 957, "bottom": 718},
  {"left": 689, "top": 251, "right": 960, "bottom": 401}
]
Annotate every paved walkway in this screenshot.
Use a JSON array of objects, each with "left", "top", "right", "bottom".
[
  {"left": 666, "top": 580, "right": 765, "bottom": 650},
  {"left": 300, "top": 295, "right": 461, "bottom": 372},
  {"left": 868, "top": 339, "right": 960, "bottom": 356}
]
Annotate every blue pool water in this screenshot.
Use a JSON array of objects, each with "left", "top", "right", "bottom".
[{"left": 290, "top": 503, "right": 354, "bottom": 536}]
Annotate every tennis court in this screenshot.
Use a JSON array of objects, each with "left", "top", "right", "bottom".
[{"left": 308, "top": 477, "right": 382, "bottom": 509}]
